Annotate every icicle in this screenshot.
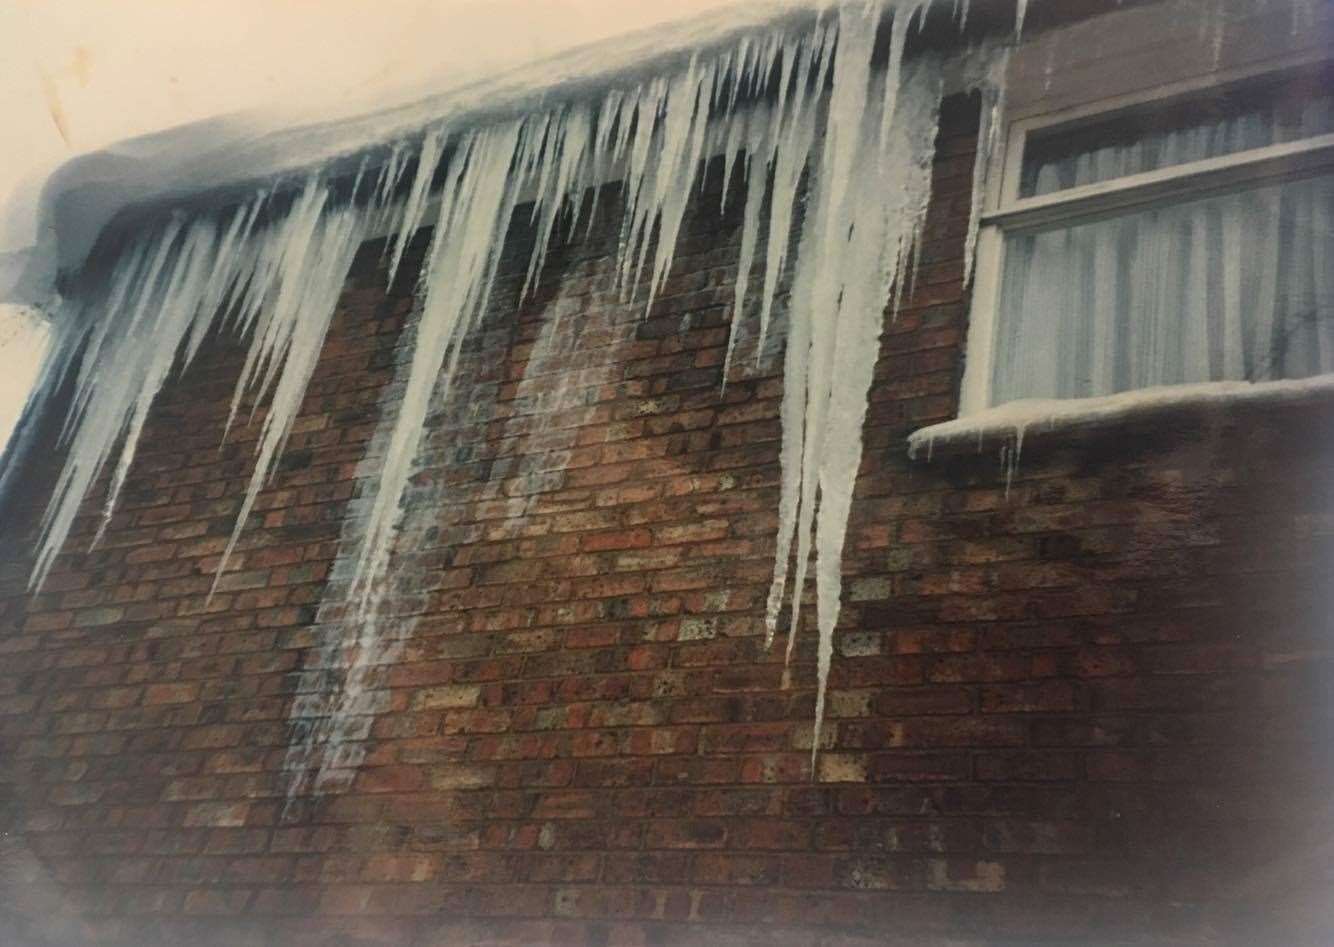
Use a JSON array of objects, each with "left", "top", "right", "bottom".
[
  {"left": 721, "top": 105, "right": 775, "bottom": 385},
  {"left": 783, "top": 3, "right": 886, "bottom": 684},
  {"left": 30, "top": 205, "right": 256, "bottom": 585},
  {"left": 1015, "top": 0, "right": 1029, "bottom": 38},
  {"left": 387, "top": 124, "right": 446, "bottom": 288},
  {"left": 718, "top": 30, "right": 825, "bottom": 380},
  {"left": 222, "top": 179, "right": 332, "bottom": 440},
  {"left": 757, "top": 0, "right": 948, "bottom": 764},
  {"left": 580, "top": 91, "right": 621, "bottom": 238},
  {"left": 28, "top": 159, "right": 397, "bottom": 592},
  {"left": 640, "top": 56, "right": 717, "bottom": 309},
  {"left": 61, "top": 219, "right": 184, "bottom": 445},
  {"left": 755, "top": 24, "right": 834, "bottom": 362},
  {"left": 93, "top": 218, "right": 225, "bottom": 546},
  {"left": 718, "top": 98, "right": 750, "bottom": 216},
  {"left": 33, "top": 218, "right": 202, "bottom": 582},
  {"left": 617, "top": 81, "right": 666, "bottom": 299},
  {"left": 523, "top": 103, "right": 595, "bottom": 298},
  {"left": 182, "top": 198, "right": 265, "bottom": 368},
  {"left": 964, "top": 46, "right": 1009, "bottom": 287},
  {"left": 349, "top": 120, "right": 526, "bottom": 613},
  {"left": 761, "top": 26, "right": 835, "bottom": 648},
  {"left": 212, "top": 193, "right": 370, "bottom": 590},
  {"left": 1001, "top": 423, "right": 1026, "bottom": 497},
  {"left": 368, "top": 143, "right": 411, "bottom": 261}
]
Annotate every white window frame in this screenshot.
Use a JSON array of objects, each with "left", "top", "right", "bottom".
[{"left": 958, "top": 51, "right": 1334, "bottom": 416}]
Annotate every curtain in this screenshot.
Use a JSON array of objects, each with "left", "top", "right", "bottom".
[
  {"left": 991, "top": 170, "right": 1334, "bottom": 403},
  {"left": 1023, "top": 95, "right": 1334, "bottom": 197}
]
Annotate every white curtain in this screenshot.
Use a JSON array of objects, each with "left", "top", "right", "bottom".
[
  {"left": 991, "top": 171, "right": 1334, "bottom": 403},
  {"left": 1023, "top": 96, "right": 1334, "bottom": 197}
]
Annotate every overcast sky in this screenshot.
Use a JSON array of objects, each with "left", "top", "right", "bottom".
[{"left": 0, "top": 0, "right": 745, "bottom": 451}]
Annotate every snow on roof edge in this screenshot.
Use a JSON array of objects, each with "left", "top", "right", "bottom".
[
  {"left": 4, "top": 0, "right": 1017, "bottom": 313},
  {"left": 1, "top": 1, "right": 825, "bottom": 311}
]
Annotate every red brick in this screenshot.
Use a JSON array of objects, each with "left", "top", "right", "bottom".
[{"left": 143, "top": 683, "right": 200, "bottom": 705}]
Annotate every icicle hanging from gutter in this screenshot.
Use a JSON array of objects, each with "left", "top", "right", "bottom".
[
  {"left": 31, "top": 209, "right": 238, "bottom": 588},
  {"left": 763, "top": 1, "right": 949, "bottom": 759},
  {"left": 27, "top": 163, "right": 395, "bottom": 591},
  {"left": 212, "top": 179, "right": 374, "bottom": 592},
  {"left": 23, "top": 0, "right": 1014, "bottom": 761}
]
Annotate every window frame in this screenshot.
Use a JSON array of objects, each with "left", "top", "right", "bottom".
[{"left": 958, "top": 50, "right": 1334, "bottom": 416}]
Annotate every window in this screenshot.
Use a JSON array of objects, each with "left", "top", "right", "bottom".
[{"left": 960, "top": 61, "right": 1334, "bottom": 414}]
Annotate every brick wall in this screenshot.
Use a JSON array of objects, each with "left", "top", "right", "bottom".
[{"left": 1, "top": 90, "right": 1333, "bottom": 946}]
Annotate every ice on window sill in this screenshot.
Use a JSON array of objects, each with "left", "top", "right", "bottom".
[{"left": 907, "top": 374, "right": 1334, "bottom": 460}]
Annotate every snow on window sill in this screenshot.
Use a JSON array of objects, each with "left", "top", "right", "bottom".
[{"left": 907, "top": 375, "right": 1334, "bottom": 460}]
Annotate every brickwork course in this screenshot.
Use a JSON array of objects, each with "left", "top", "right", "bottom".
[{"left": 1, "top": 79, "right": 1333, "bottom": 946}]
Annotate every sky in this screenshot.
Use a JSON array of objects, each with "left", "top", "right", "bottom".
[{"left": 0, "top": 0, "right": 746, "bottom": 451}]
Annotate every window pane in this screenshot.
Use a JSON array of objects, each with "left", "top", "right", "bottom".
[
  {"left": 990, "top": 171, "right": 1334, "bottom": 404},
  {"left": 1021, "top": 74, "right": 1334, "bottom": 197}
]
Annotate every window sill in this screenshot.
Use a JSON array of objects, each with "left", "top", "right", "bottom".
[{"left": 908, "top": 375, "right": 1334, "bottom": 460}]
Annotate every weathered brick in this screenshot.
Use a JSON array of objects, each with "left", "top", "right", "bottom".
[
  {"left": 411, "top": 684, "right": 482, "bottom": 710},
  {"left": 183, "top": 803, "right": 250, "bottom": 828}
]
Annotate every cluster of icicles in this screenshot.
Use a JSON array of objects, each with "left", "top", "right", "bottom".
[{"left": 16, "top": 0, "right": 1009, "bottom": 758}]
